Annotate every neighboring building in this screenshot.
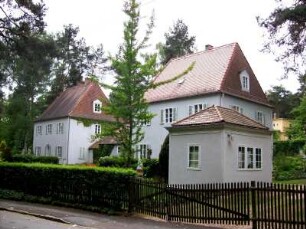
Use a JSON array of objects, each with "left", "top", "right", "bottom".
[
  {"left": 33, "top": 79, "right": 113, "bottom": 164},
  {"left": 141, "top": 42, "right": 273, "bottom": 159},
  {"left": 168, "top": 106, "right": 273, "bottom": 184},
  {"left": 272, "top": 118, "right": 292, "bottom": 141}
]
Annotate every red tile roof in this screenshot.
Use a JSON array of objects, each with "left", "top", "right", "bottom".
[
  {"left": 89, "top": 136, "right": 118, "bottom": 149},
  {"left": 36, "top": 79, "right": 114, "bottom": 122},
  {"left": 145, "top": 43, "right": 270, "bottom": 106},
  {"left": 172, "top": 105, "right": 268, "bottom": 130}
]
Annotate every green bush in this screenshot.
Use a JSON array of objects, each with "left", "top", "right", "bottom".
[
  {"left": 159, "top": 135, "right": 169, "bottom": 182},
  {"left": 9, "top": 154, "right": 59, "bottom": 164},
  {"left": 142, "top": 158, "right": 159, "bottom": 178},
  {"left": 273, "top": 140, "right": 306, "bottom": 156},
  {"left": 0, "top": 162, "right": 136, "bottom": 210},
  {"left": 98, "top": 156, "right": 137, "bottom": 169},
  {"left": 273, "top": 155, "right": 306, "bottom": 181},
  {"left": 93, "top": 145, "right": 114, "bottom": 164}
]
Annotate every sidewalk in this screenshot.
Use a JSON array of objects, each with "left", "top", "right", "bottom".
[{"left": 0, "top": 199, "right": 236, "bottom": 229}]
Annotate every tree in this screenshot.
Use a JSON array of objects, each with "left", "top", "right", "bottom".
[
  {"left": 47, "top": 25, "right": 108, "bottom": 104},
  {"left": 257, "top": 0, "right": 306, "bottom": 74},
  {"left": 101, "top": 0, "right": 194, "bottom": 166},
  {"left": 158, "top": 19, "right": 196, "bottom": 65},
  {"left": 266, "top": 85, "right": 300, "bottom": 118}
]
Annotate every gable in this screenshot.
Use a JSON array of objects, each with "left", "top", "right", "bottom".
[{"left": 145, "top": 43, "right": 270, "bottom": 107}]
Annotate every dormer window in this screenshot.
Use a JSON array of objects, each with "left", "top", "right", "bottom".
[
  {"left": 240, "top": 70, "right": 250, "bottom": 92},
  {"left": 93, "top": 100, "right": 102, "bottom": 113}
]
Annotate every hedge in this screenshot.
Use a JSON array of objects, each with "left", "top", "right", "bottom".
[
  {"left": 273, "top": 140, "right": 306, "bottom": 156},
  {"left": 9, "top": 154, "right": 59, "bottom": 164},
  {"left": 98, "top": 156, "right": 138, "bottom": 169},
  {"left": 0, "top": 162, "right": 136, "bottom": 211}
]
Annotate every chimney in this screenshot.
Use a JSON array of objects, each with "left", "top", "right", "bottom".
[{"left": 205, "top": 44, "right": 214, "bottom": 51}]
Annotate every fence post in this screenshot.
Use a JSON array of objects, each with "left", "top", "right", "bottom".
[
  {"left": 128, "top": 177, "right": 135, "bottom": 213},
  {"left": 251, "top": 181, "right": 257, "bottom": 229}
]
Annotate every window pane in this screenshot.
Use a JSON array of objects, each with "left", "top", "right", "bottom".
[
  {"left": 238, "top": 146, "right": 245, "bottom": 169},
  {"left": 256, "top": 148, "right": 262, "bottom": 168},
  {"left": 247, "top": 147, "right": 253, "bottom": 168}
]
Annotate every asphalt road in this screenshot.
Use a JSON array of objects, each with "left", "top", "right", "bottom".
[{"left": 0, "top": 211, "right": 86, "bottom": 229}]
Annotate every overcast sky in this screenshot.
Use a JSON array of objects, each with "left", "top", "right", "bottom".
[{"left": 44, "top": 0, "right": 299, "bottom": 93}]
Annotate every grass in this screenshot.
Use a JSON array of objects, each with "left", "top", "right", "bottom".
[{"left": 274, "top": 179, "right": 306, "bottom": 184}]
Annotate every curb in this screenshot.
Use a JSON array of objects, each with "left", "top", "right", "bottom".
[{"left": 0, "top": 206, "right": 71, "bottom": 225}]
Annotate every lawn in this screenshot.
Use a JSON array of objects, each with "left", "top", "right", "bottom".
[{"left": 274, "top": 179, "right": 306, "bottom": 184}]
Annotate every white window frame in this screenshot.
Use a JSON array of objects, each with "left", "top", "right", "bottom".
[
  {"left": 238, "top": 146, "right": 262, "bottom": 170},
  {"left": 136, "top": 144, "right": 151, "bottom": 159},
  {"left": 93, "top": 100, "right": 102, "bottom": 113},
  {"left": 36, "top": 125, "right": 42, "bottom": 136},
  {"left": 35, "top": 146, "right": 41, "bottom": 156},
  {"left": 160, "top": 107, "right": 177, "bottom": 124},
  {"left": 45, "top": 144, "right": 51, "bottom": 156},
  {"left": 79, "top": 147, "right": 86, "bottom": 160},
  {"left": 188, "top": 144, "right": 201, "bottom": 170},
  {"left": 46, "top": 124, "right": 52, "bottom": 135},
  {"left": 255, "top": 111, "right": 265, "bottom": 125},
  {"left": 240, "top": 70, "right": 250, "bottom": 92},
  {"left": 56, "top": 122, "right": 64, "bottom": 134},
  {"left": 55, "top": 146, "right": 63, "bottom": 158},
  {"left": 95, "top": 124, "right": 101, "bottom": 134},
  {"left": 189, "top": 103, "right": 208, "bottom": 115},
  {"left": 230, "top": 105, "right": 244, "bottom": 114}
]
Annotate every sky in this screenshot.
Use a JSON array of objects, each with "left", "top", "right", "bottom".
[{"left": 43, "top": 0, "right": 299, "bottom": 93}]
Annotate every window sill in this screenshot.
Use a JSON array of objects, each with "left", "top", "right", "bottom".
[
  {"left": 237, "top": 168, "right": 262, "bottom": 171},
  {"left": 187, "top": 167, "right": 201, "bottom": 171}
]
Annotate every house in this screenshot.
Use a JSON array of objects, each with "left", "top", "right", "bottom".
[
  {"left": 140, "top": 42, "right": 273, "bottom": 161},
  {"left": 272, "top": 117, "right": 292, "bottom": 141},
  {"left": 33, "top": 79, "right": 114, "bottom": 164},
  {"left": 167, "top": 105, "right": 273, "bottom": 184}
]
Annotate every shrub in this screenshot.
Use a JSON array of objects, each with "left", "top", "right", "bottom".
[
  {"left": 142, "top": 158, "right": 159, "bottom": 178},
  {"left": 273, "top": 155, "right": 306, "bottom": 181},
  {"left": 273, "top": 140, "right": 306, "bottom": 156},
  {"left": 0, "top": 162, "right": 136, "bottom": 211},
  {"left": 159, "top": 135, "right": 169, "bottom": 182},
  {"left": 93, "top": 145, "right": 114, "bottom": 164},
  {"left": 98, "top": 156, "right": 137, "bottom": 169},
  {"left": 9, "top": 154, "right": 59, "bottom": 164}
]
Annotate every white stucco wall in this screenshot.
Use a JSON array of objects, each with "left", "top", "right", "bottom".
[
  {"left": 33, "top": 118, "right": 69, "bottom": 164},
  {"left": 169, "top": 126, "right": 273, "bottom": 184},
  {"left": 143, "top": 93, "right": 273, "bottom": 159},
  {"left": 169, "top": 129, "right": 224, "bottom": 184}
]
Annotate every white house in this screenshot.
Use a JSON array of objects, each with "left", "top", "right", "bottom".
[
  {"left": 168, "top": 105, "right": 273, "bottom": 184},
  {"left": 33, "top": 79, "right": 114, "bottom": 164},
  {"left": 139, "top": 43, "right": 273, "bottom": 160}
]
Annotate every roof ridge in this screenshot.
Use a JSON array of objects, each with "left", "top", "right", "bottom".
[
  {"left": 173, "top": 105, "right": 213, "bottom": 125},
  {"left": 170, "top": 42, "right": 238, "bottom": 63},
  {"left": 68, "top": 82, "right": 93, "bottom": 116},
  {"left": 214, "top": 106, "right": 224, "bottom": 121}
]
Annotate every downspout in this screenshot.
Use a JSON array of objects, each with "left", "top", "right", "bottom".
[
  {"left": 220, "top": 92, "right": 225, "bottom": 106},
  {"left": 66, "top": 117, "right": 71, "bottom": 164}
]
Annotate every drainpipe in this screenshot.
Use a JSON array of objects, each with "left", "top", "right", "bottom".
[{"left": 220, "top": 93, "right": 225, "bottom": 106}]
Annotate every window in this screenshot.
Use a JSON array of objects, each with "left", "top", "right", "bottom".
[
  {"left": 160, "top": 108, "right": 177, "bottom": 124},
  {"left": 46, "top": 124, "right": 52, "bottom": 135},
  {"left": 55, "top": 146, "right": 63, "bottom": 158},
  {"left": 238, "top": 146, "right": 262, "bottom": 170},
  {"left": 188, "top": 145, "right": 200, "bottom": 169},
  {"left": 93, "top": 100, "right": 102, "bottom": 113},
  {"left": 136, "top": 144, "right": 151, "bottom": 159},
  {"left": 255, "top": 111, "right": 265, "bottom": 125},
  {"left": 189, "top": 103, "right": 208, "bottom": 115},
  {"left": 35, "top": 147, "right": 41, "bottom": 156},
  {"left": 79, "top": 147, "right": 86, "bottom": 160},
  {"left": 95, "top": 124, "right": 101, "bottom": 134},
  {"left": 56, "top": 123, "right": 64, "bottom": 134},
  {"left": 45, "top": 144, "right": 51, "bottom": 156},
  {"left": 36, "top": 126, "right": 42, "bottom": 135},
  {"left": 240, "top": 70, "right": 250, "bottom": 91},
  {"left": 230, "top": 105, "right": 243, "bottom": 114}
]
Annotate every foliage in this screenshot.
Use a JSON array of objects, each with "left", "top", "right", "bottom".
[
  {"left": 158, "top": 135, "right": 169, "bottom": 182},
  {"left": 100, "top": 0, "right": 157, "bottom": 167},
  {"left": 93, "top": 145, "right": 114, "bottom": 164},
  {"left": 273, "top": 155, "right": 306, "bottom": 181},
  {"left": 98, "top": 156, "right": 138, "bottom": 169},
  {"left": 0, "top": 140, "right": 11, "bottom": 161},
  {"left": 273, "top": 140, "right": 306, "bottom": 156},
  {"left": 286, "top": 96, "right": 306, "bottom": 140},
  {"left": 142, "top": 158, "right": 159, "bottom": 178},
  {"left": 257, "top": 0, "right": 306, "bottom": 74},
  {"left": 0, "top": 162, "right": 136, "bottom": 210},
  {"left": 5, "top": 154, "right": 59, "bottom": 164},
  {"left": 158, "top": 19, "right": 196, "bottom": 65},
  {"left": 266, "top": 85, "right": 300, "bottom": 118},
  {"left": 47, "top": 25, "right": 108, "bottom": 104}
]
